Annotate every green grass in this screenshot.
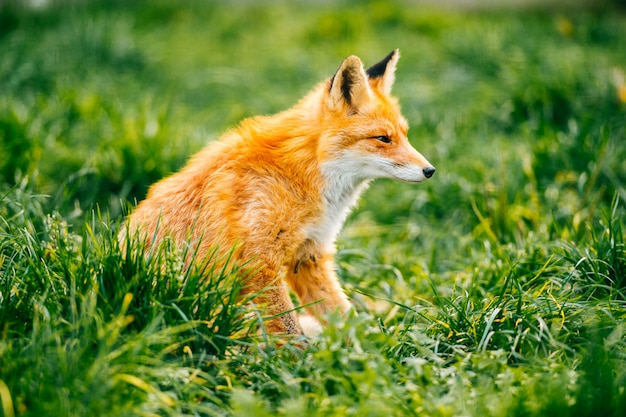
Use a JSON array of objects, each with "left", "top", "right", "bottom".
[{"left": 1, "top": 0, "right": 626, "bottom": 416}]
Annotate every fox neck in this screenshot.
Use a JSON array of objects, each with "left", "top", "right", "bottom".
[
  {"left": 305, "top": 157, "right": 371, "bottom": 250},
  {"left": 320, "top": 158, "right": 371, "bottom": 208}
]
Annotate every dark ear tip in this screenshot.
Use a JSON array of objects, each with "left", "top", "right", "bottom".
[{"left": 366, "top": 49, "right": 400, "bottom": 79}]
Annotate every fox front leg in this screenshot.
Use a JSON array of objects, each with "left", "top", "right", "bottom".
[
  {"left": 286, "top": 252, "right": 351, "bottom": 321},
  {"left": 245, "top": 268, "right": 303, "bottom": 336}
]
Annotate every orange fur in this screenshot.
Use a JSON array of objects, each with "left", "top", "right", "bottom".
[{"left": 121, "top": 50, "right": 435, "bottom": 336}]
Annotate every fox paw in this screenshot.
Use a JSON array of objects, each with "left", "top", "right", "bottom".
[{"left": 299, "top": 314, "right": 323, "bottom": 337}]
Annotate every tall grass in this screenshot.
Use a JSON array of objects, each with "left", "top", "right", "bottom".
[{"left": 0, "top": 182, "right": 260, "bottom": 416}]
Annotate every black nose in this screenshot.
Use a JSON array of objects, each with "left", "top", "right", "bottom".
[{"left": 423, "top": 166, "right": 436, "bottom": 178}]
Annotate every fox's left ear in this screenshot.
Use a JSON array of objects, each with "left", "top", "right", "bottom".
[
  {"left": 366, "top": 49, "right": 400, "bottom": 95},
  {"left": 327, "top": 55, "right": 372, "bottom": 112}
]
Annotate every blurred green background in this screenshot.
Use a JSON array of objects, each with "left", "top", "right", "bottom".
[{"left": 2, "top": 0, "right": 624, "bottom": 224}]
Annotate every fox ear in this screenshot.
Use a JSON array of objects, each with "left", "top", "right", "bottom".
[
  {"left": 366, "top": 49, "right": 400, "bottom": 95},
  {"left": 327, "top": 55, "right": 372, "bottom": 112}
]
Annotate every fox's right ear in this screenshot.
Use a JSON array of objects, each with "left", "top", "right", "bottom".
[
  {"left": 327, "top": 55, "right": 372, "bottom": 112},
  {"left": 366, "top": 49, "right": 400, "bottom": 95}
]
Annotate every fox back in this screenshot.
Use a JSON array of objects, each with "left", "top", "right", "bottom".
[{"left": 122, "top": 50, "right": 435, "bottom": 336}]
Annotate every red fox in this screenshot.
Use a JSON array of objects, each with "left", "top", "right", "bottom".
[{"left": 122, "top": 50, "right": 435, "bottom": 336}]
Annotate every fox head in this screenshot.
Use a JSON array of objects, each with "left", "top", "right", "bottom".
[{"left": 317, "top": 50, "right": 435, "bottom": 185}]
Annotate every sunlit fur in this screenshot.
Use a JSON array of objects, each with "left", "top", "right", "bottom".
[{"left": 122, "top": 50, "right": 435, "bottom": 336}]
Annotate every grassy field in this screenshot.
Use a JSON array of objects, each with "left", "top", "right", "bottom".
[{"left": 1, "top": 0, "right": 626, "bottom": 416}]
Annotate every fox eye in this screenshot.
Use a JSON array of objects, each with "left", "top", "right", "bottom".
[{"left": 374, "top": 135, "right": 392, "bottom": 144}]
